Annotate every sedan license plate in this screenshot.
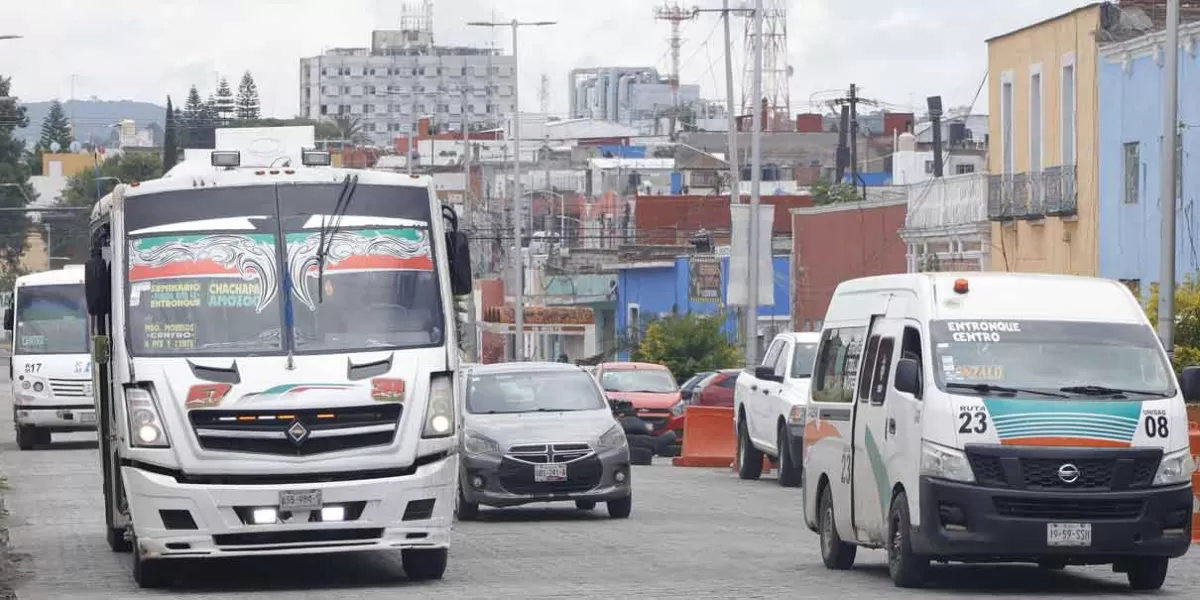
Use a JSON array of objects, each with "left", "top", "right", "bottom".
[
  {"left": 534, "top": 463, "right": 568, "bottom": 483},
  {"left": 1047, "top": 523, "right": 1091, "bottom": 547},
  {"left": 279, "top": 489, "right": 322, "bottom": 511},
  {"left": 79, "top": 411, "right": 96, "bottom": 424}
]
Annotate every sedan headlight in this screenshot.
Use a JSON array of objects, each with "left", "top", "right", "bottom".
[
  {"left": 1153, "top": 448, "right": 1196, "bottom": 486},
  {"left": 598, "top": 423, "right": 627, "bottom": 449},
  {"left": 463, "top": 429, "right": 500, "bottom": 455},
  {"left": 422, "top": 373, "right": 455, "bottom": 438},
  {"left": 125, "top": 387, "right": 169, "bottom": 448},
  {"left": 919, "top": 440, "right": 974, "bottom": 483}
]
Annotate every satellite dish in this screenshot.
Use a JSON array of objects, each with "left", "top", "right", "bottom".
[
  {"left": 69, "top": 141, "right": 82, "bottom": 153},
  {"left": 49, "top": 142, "right": 61, "bottom": 153}
]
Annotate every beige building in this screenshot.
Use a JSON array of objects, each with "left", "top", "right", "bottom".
[{"left": 985, "top": 3, "right": 1109, "bottom": 274}]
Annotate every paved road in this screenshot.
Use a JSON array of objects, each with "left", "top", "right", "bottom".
[{"left": 0, "top": 381, "right": 1196, "bottom": 598}]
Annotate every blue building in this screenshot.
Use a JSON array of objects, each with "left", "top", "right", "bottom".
[
  {"left": 614, "top": 255, "right": 791, "bottom": 360},
  {"left": 1098, "top": 24, "right": 1200, "bottom": 296}
]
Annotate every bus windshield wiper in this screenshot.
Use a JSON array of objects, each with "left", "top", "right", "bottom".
[
  {"left": 945, "top": 382, "right": 1068, "bottom": 398},
  {"left": 1058, "top": 385, "right": 1170, "bottom": 398},
  {"left": 316, "top": 174, "right": 358, "bottom": 304}
]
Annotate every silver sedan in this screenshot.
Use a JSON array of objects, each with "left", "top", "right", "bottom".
[{"left": 456, "top": 362, "right": 633, "bottom": 520}]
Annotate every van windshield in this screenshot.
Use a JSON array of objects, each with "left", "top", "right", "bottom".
[
  {"left": 14, "top": 284, "right": 88, "bottom": 354},
  {"left": 929, "top": 319, "right": 1174, "bottom": 398}
]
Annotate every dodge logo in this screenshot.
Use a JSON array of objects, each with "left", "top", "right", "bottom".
[{"left": 1057, "top": 463, "right": 1080, "bottom": 483}]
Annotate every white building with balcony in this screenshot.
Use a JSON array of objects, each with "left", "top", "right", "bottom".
[{"left": 899, "top": 171, "right": 991, "bottom": 272}]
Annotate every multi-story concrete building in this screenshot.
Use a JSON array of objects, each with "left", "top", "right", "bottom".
[
  {"left": 567, "top": 67, "right": 702, "bottom": 133},
  {"left": 299, "top": 29, "right": 516, "bottom": 147}
]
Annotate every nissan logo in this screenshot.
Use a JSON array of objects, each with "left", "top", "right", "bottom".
[{"left": 1057, "top": 463, "right": 1080, "bottom": 483}]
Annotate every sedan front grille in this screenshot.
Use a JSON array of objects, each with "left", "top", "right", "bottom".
[
  {"left": 189, "top": 404, "right": 402, "bottom": 456},
  {"left": 507, "top": 442, "right": 593, "bottom": 464},
  {"left": 497, "top": 455, "right": 604, "bottom": 495}
]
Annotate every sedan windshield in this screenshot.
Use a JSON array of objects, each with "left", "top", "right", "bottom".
[
  {"left": 930, "top": 319, "right": 1174, "bottom": 397},
  {"left": 14, "top": 284, "right": 88, "bottom": 354},
  {"left": 600, "top": 368, "right": 678, "bottom": 393},
  {"left": 466, "top": 370, "right": 607, "bottom": 414}
]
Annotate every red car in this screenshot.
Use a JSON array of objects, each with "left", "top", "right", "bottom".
[
  {"left": 595, "top": 362, "right": 684, "bottom": 454},
  {"left": 690, "top": 368, "right": 741, "bottom": 407}
]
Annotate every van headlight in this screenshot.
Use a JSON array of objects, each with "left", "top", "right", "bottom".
[
  {"left": 125, "top": 387, "right": 169, "bottom": 448},
  {"left": 919, "top": 440, "right": 974, "bottom": 483},
  {"left": 598, "top": 424, "right": 627, "bottom": 449},
  {"left": 1153, "top": 449, "right": 1195, "bottom": 486},
  {"left": 422, "top": 373, "right": 455, "bottom": 438},
  {"left": 463, "top": 429, "right": 500, "bottom": 455}
]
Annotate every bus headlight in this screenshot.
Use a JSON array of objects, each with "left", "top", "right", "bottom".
[
  {"left": 919, "top": 441, "right": 975, "bottom": 483},
  {"left": 125, "top": 387, "right": 170, "bottom": 448},
  {"left": 422, "top": 373, "right": 455, "bottom": 438},
  {"left": 1153, "top": 449, "right": 1195, "bottom": 486}
]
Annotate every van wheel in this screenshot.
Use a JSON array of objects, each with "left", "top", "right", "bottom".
[
  {"left": 887, "top": 491, "right": 929, "bottom": 588},
  {"left": 1125, "top": 557, "right": 1168, "bottom": 590},
  {"left": 736, "top": 417, "right": 763, "bottom": 480},
  {"left": 15, "top": 425, "right": 37, "bottom": 451},
  {"left": 818, "top": 484, "right": 856, "bottom": 569},
  {"left": 776, "top": 426, "right": 802, "bottom": 487},
  {"left": 131, "top": 534, "right": 170, "bottom": 589},
  {"left": 402, "top": 548, "right": 448, "bottom": 581}
]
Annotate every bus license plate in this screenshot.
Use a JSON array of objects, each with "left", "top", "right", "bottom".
[
  {"left": 79, "top": 411, "right": 96, "bottom": 424},
  {"left": 279, "top": 489, "right": 322, "bottom": 511},
  {"left": 534, "top": 463, "right": 568, "bottom": 482},
  {"left": 1047, "top": 523, "right": 1091, "bottom": 547}
]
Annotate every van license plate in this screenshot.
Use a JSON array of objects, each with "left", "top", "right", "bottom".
[
  {"left": 79, "top": 411, "right": 96, "bottom": 424},
  {"left": 1047, "top": 523, "right": 1091, "bottom": 546},
  {"left": 534, "top": 463, "right": 568, "bottom": 482},
  {"left": 279, "top": 489, "right": 322, "bottom": 511}
]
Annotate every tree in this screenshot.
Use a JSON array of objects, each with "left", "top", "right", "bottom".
[
  {"left": 1143, "top": 278, "right": 1200, "bottom": 381},
  {"left": 212, "top": 77, "right": 235, "bottom": 126},
  {"left": 39, "top": 100, "right": 73, "bottom": 151},
  {"left": 330, "top": 115, "right": 366, "bottom": 144},
  {"left": 811, "top": 178, "right": 860, "bottom": 205},
  {"left": 0, "top": 75, "right": 36, "bottom": 286},
  {"left": 162, "top": 96, "right": 179, "bottom": 172},
  {"left": 173, "top": 106, "right": 189, "bottom": 149},
  {"left": 181, "top": 85, "right": 215, "bottom": 149},
  {"left": 235, "top": 71, "right": 261, "bottom": 121},
  {"left": 630, "top": 313, "right": 741, "bottom": 383},
  {"left": 54, "top": 153, "right": 164, "bottom": 262}
]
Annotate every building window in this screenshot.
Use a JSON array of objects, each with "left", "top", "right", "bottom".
[
  {"left": 1029, "top": 67, "right": 1042, "bottom": 171},
  {"left": 923, "top": 160, "right": 934, "bottom": 174},
  {"left": 1123, "top": 142, "right": 1140, "bottom": 204},
  {"left": 1001, "top": 77, "right": 1014, "bottom": 174},
  {"left": 1061, "top": 60, "right": 1076, "bottom": 166},
  {"left": 320, "top": 104, "right": 329, "bottom": 115},
  {"left": 955, "top": 164, "right": 975, "bottom": 175},
  {"left": 365, "top": 85, "right": 376, "bottom": 95},
  {"left": 363, "top": 104, "right": 375, "bottom": 114}
]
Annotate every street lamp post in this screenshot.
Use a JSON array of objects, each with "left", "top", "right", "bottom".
[{"left": 467, "top": 18, "right": 556, "bottom": 362}]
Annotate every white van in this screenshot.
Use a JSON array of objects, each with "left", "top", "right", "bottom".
[
  {"left": 801, "top": 273, "right": 1194, "bottom": 591},
  {"left": 4, "top": 265, "right": 94, "bottom": 450}
]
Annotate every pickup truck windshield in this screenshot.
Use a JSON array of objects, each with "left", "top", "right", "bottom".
[
  {"left": 14, "top": 284, "right": 88, "bottom": 354},
  {"left": 929, "top": 319, "right": 1174, "bottom": 398},
  {"left": 601, "top": 369, "right": 678, "bottom": 393},
  {"left": 790, "top": 343, "right": 818, "bottom": 378},
  {"left": 467, "top": 370, "right": 606, "bottom": 413},
  {"left": 123, "top": 183, "right": 443, "bottom": 357}
]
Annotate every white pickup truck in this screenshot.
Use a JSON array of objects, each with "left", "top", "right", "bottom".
[{"left": 732, "top": 332, "right": 820, "bottom": 487}]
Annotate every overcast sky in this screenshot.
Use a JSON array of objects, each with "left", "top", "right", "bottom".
[{"left": 1, "top": 0, "right": 1088, "bottom": 118}]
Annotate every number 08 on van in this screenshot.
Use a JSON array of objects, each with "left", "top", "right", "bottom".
[{"left": 801, "top": 273, "right": 1193, "bottom": 591}]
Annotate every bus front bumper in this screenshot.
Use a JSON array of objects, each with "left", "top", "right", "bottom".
[
  {"left": 13, "top": 402, "right": 97, "bottom": 431},
  {"left": 121, "top": 453, "right": 455, "bottom": 560},
  {"left": 911, "top": 476, "right": 1193, "bottom": 563}
]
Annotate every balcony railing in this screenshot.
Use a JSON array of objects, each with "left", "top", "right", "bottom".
[{"left": 987, "top": 165, "right": 1077, "bottom": 221}]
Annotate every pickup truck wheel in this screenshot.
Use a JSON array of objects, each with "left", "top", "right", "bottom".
[
  {"left": 776, "top": 426, "right": 802, "bottom": 487},
  {"left": 736, "top": 418, "right": 763, "bottom": 480},
  {"left": 1125, "top": 557, "right": 1168, "bottom": 590},
  {"left": 819, "top": 484, "right": 856, "bottom": 569}
]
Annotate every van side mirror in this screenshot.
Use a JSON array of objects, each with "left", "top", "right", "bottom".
[
  {"left": 84, "top": 256, "right": 111, "bottom": 317},
  {"left": 753, "top": 365, "right": 779, "bottom": 382},
  {"left": 2, "top": 307, "right": 11, "bottom": 331},
  {"left": 447, "top": 230, "right": 472, "bottom": 296},
  {"left": 894, "top": 358, "right": 922, "bottom": 397},
  {"left": 1179, "top": 366, "right": 1200, "bottom": 402}
]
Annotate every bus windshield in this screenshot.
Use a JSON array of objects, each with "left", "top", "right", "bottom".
[
  {"left": 15, "top": 284, "right": 88, "bottom": 354},
  {"left": 929, "top": 319, "right": 1174, "bottom": 398},
  {"left": 123, "top": 183, "right": 443, "bottom": 357}
]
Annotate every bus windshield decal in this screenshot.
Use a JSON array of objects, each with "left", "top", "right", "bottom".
[
  {"left": 285, "top": 228, "right": 433, "bottom": 312},
  {"left": 129, "top": 234, "right": 278, "bottom": 314}
]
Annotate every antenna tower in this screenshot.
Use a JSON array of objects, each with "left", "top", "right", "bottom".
[
  {"left": 538, "top": 74, "right": 550, "bottom": 114},
  {"left": 740, "top": 0, "right": 790, "bottom": 130},
  {"left": 654, "top": 2, "right": 698, "bottom": 138}
]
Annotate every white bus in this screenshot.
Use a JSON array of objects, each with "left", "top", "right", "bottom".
[
  {"left": 83, "top": 147, "right": 473, "bottom": 588},
  {"left": 4, "top": 265, "right": 95, "bottom": 449},
  {"left": 802, "top": 273, "right": 1193, "bottom": 591}
]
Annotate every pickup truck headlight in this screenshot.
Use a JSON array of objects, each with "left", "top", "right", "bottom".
[
  {"left": 1153, "top": 449, "right": 1195, "bottom": 486},
  {"left": 598, "top": 423, "right": 627, "bottom": 449},
  {"left": 125, "top": 387, "right": 170, "bottom": 448},
  {"left": 422, "top": 373, "right": 455, "bottom": 438},
  {"left": 463, "top": 429, "right": 500, "bottom": 455},
  {"left": 919, "top": 440, "right": 974, "bottom": 483}
]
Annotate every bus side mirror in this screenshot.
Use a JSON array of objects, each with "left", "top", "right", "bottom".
[
  {"left": 85, "top": 256, "right": 111, "bottom": 317},
  {"left": 446, "top": 230, "right": 472, "bottom": 296},
  {"left": 894, "top": 358, "right": 922, "bottom": 396},
  {"left": 3, "top": 307, "right": 11, "bottom": 331},
  {"left": 1179, "top": 366, "right": 1200, "bottom": 402}
]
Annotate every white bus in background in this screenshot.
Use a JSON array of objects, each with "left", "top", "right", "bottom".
[{"left": 4, "top": 265, "right": 95, "bottom": 450}]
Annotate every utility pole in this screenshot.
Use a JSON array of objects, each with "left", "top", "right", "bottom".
[
  {"left": 745, "top": 0, "right": 764, "bottom": 366},
  {"left": 461, "top": 99, "right": 478, "bottom": 362},
  {"left": 468, "top": 18, "right": 557, "bottom": 362},
  {"left": 832, "top": 84, "right": 861, "bottom": 192},
  {"left": 1159, "top": 0, "right": 1181, "bottom": 354}
]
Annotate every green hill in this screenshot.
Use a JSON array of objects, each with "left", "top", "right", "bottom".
[{"left": 16, "top": 99, "right": 166, "bottom": 147}]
